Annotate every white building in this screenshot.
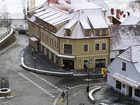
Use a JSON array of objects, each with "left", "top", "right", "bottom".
[{"left": 107, "top": 45, "right": 140, "bottom": 102}]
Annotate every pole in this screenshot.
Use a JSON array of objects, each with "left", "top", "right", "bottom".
[
  {"left": 86, "top": 67, "right": 89, "bottom": 92},
  {"left": 66, "top": 84, "right": 69, "bottom": 105},
  {"left": 33, "top": 56, "right": 36, "bottom": 69}
]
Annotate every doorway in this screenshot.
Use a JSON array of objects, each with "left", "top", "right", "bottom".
[
  {"left": 63, "top": 59, "right": 74, "bottom": 69},
  {"left": 128, "top": 86, "right": 132, "bottom": 97}
]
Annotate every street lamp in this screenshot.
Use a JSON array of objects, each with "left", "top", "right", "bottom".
[
  {"left": 33, "top": 56, "right": 36, "bottom": 69},
  {"left": 32, "top": 47, "right": 37, "bottom": 69},
  {"left": 84, "top": 63, "right": 89, "bottom": 92},
  {"left": 66, "top": 84, "right": 69, "bottom": 105}
]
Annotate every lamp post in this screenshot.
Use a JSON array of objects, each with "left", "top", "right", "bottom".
[
  {"left": 84, "top": 63, "right": 89, "bottom": 92},
  {"left": 33, "top": 56, "right": 36, "bottom": 69},
  {"left": 66, "top": 84, "right": 69, "bottom": 105},
  {"left": 32, "top": 47, "right": 36, "bottom": 69}
]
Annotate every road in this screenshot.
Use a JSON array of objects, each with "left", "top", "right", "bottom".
[
  {"left": 0, "top": 32, "right": 101, "bottom": 105},
  {"left": 0, "top": 33, "right": 62, "bottom": 105}
]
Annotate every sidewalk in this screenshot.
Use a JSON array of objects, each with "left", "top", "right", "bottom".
[
  {"left": 22, "top": 46, "right": 103, "bottom": 77},
  {"left": 55, "top": 85, "right": 140, "bottom": 105}
]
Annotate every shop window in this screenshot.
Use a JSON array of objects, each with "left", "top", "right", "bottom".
[
  {"left": 95, "top": 59, "right": 105, "bottom": 68},
  {"left": 135, "top": 89, "right": 140, "bottom": 97}
]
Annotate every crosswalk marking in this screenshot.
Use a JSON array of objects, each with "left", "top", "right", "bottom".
[
  {"left": 18, "top": 72, "right": 55, "bottom": 98},
  {"left": 30, "top": 72, "right": 63, "bottom": 92}
]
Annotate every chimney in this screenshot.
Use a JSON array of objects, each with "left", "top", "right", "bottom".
[{"left": 116, "top": 9, "right": 120, "bottom": 19}]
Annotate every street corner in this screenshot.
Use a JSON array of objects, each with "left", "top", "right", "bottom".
[{"left": 54, "top": 96, "right": 65, "bottom": 105}]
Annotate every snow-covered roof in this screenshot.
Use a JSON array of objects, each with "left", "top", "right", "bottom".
[
  {"left": 111, "top": 26, "right": 140, "bottom": 51},
  {"left": 30, "top": 1, "right": 110, "bottom": 39},
  {"left": 64, "top": 19, "right": 78, "bottom": 29},
  {"left": 121, "top": 16, "right": 140, "bottom": 25},
  {"left": 69, "top": 2, "right": 102, "bottom": 11},
  {"left": 88, "top": 12, "right": 108, "bottom": 29},
  {"left": 39, "top": 11, "right": 56, "bottom": 19},
  {"left": 112, "top": 73, "right": 140, "bottom": 88},
  {"left": 118, "top": 45, "right": 140, "bottom": 74},
  {"left": 118, "top": 45, "right": 140, "bottom": 63},
  {"left": 34, "top": 9, "right": 51, "bottom": 17}
]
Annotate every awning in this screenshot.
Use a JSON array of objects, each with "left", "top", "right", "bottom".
[
  {"left": 40, "top": 41, "right": 75, "bottom": 59},
  {"left": 30, "top": 37, "right": 39, "bottom": 42},
  {"left": 112, "top": 73, "right": 140, "bottom": 88}
]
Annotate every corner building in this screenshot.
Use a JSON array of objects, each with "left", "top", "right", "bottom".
[{"left": 27, "top": 1, "right": 111, "bottom": 71}]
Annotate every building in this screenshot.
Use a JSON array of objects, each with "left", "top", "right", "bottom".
[
  {"left": 107, "top": 45, "right": 140, "bottom": 102},
  {"left": 27, "top": 0, "right": 111, "bottom": 71}
]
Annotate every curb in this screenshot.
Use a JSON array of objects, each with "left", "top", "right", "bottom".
[
  {"left": 21, "top": 57, "right": 74, "bottom": 77},
  {"left": 0, "top": 95, "right": 14, "bottom": 100},
  {"left": 88, "top": 86, "right": 101, "bottom": 104},
  {"left": 0, "top": 41, "right": 17, "bottom": 55}
]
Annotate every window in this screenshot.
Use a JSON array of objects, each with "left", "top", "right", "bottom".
[
  {"left": 84, "top": 44, "right": 88, "bottom": 52},
  {"left": 102, "top": 43, "right": 106, "bottom": 50},
  {"left": 122, "top": 62, "right": 126, "bottom": 71},
  {"left": 95, "top": 44, "right": 99, "bottom": 50},
  {"left": 102, "top": 29, "right": 106, "bottom": 36},
  {"left": 116, "top": 80, "right": 121, "bottom": 90},
  {"left": 64, "top": 44, "right": 72, "bottom": 54},
  {"left": 84, "top": 30, "right": 91, "bottom": 36},
  {"left": 95, "top": 59, "right": 105, "bottom": 68},
  {"left": 135, "top": 89, "right": 140, "bottom": 97},
  {"left": 65, "top": 29, "right": 71, "bottom": 36},
  {"left": 95, "top": 30, "right": 100, "bottom": 36}
]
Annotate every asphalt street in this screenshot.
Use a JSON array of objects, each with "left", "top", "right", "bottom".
[
  {"left": 0, "top": 32, "right": 101, "bottom": 105},
  {"left": 0, "top": 33, "right": 62, "bottom": 105}
]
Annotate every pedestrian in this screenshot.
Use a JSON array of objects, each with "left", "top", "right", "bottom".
[{"left": 61, "top": 91, "right": 65, "bottom": 101}]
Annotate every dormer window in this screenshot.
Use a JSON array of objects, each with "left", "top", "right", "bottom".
[
  {"left": 95, "top": 29, "right": 100, "bottom": 36},
  {"left": 122, "top": 62, "right": 126, "bottom": 71},
  {"left": 84, "top": 29, "right": 91, "bottom": 36},
  {"left": 65, "top": 29, "right": 71, "bottom": 36},
  {"left": 102, "top": 29, "right": 106, "bottom": 36}
]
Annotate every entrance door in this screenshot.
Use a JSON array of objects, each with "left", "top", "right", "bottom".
[
  {"left": 63, "top": 59, "right": 74, "bottom": 69},
  {"left": 128, "top": 86, "right": 132, "bottom": 97}
]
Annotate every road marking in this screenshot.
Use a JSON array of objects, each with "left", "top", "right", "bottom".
[
  {"left": 30, "top": 72, "right": 62, "bottom": 92},
  {"left": 18, "top": 72, "right": 55, "bottom": 98}
]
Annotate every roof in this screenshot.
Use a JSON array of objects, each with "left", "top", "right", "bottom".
[
  {"left": 118, "top": 45, "right": 140, "bottom": 62},
  {"left": 121, "top": 16, "right": 140, "bottom": 25},
  {"left": 88, "top": 11, "right": 108, "bottom": 29},
  {"left": 112, "top": 73, "right": 140, "bottom": 88},
  {"left": 30, "top": 1, "right": 110, "bottom": 39},
  {"left": 111, "top": 25, "right": 140, "bottom": 51},
  {"left": 118, "top": 45, "right": 140, "bottom": 75}
]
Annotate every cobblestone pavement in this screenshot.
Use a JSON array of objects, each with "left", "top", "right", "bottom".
[
  {"left": 93, "top": 86, "right": 140, "bottom": 105},
  {"left": 56, "top": 83, "right": 140, "bottom": 105}
]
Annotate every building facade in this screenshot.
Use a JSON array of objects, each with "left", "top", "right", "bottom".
[
  {"left": 27, "top": 1, "right": 111, "bottom": 70},
  {"left": 107, "top": 46, "right": 140, "bottom": 102}
]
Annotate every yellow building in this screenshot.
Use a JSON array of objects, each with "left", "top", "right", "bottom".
[{"left": 27, "top": 1, "right": 111, "bottom": 71}]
